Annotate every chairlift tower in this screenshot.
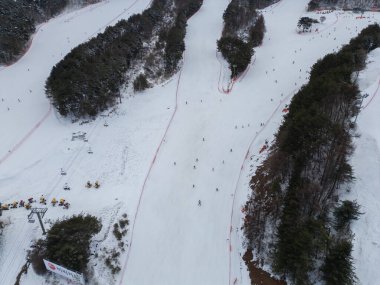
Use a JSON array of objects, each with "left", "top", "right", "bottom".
[{"left": 28, "top": 208, "right": 48, "bottom": 235}]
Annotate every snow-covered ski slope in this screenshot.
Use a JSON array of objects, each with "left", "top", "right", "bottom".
[
  {"left": 1, "top": 0, "right": 380, "bottom": 284},
  {"left": 344, "top": 47, "right": 380, "bottom": 285}
]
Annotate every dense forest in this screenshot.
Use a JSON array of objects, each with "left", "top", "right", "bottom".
[
  {"left": 46, "top": 0, "right": 203, "bottom": 119},
  {"left": 243, "top": 24, "right": 380, "bottom": 285},
  {"left": 0, "top": 0, "right": 99, "bottom": 64},
  {"left": 308, "top": 0, "right": 380, "bottom": 11},
  {"left": 29, "top": 215, "right": 101, "bottom": 276},
  {"left": 217, "top": 0, "right": 277, "bottom": 78}
]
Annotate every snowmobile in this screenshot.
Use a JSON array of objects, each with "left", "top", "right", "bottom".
[
  {"left": 86, "top": 181, "right": 92, "bottom": 188},
  {"left": 19, "top": 200, "right": 25, "bottom": 207},
  {"left": 28, "top": 197, "right": 35, "bottom": 204},
  {"left": 94, "top": 181, "right": 100, "bottom": 189},
  {"left": 51, "top": 198, "right": 57, "bottom": 206},
  {"left": 11, "top": 201, "right": 18, "bottom": 208},
  {"left": 59, "top": 199, "right": 65, "bottom": 206},
  {"left": 63, "top": 202, "right": 70, "bottom": 209},
  {"left": 24, "top": 203, "right": 31, "bottom": 210},
  {"left": 40, "top": 196, "right": 46, "bottom": 205}
]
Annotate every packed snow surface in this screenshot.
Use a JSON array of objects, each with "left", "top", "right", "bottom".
[{"left": 0, "top": 0, "right": 379, "bottom": 284}]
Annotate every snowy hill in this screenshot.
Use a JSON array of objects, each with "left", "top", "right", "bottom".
[{"left": 1, "top": 0, "right": 380, "bottom": 284}]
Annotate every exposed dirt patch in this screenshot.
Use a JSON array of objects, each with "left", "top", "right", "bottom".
[{"left": 243, "top": 249, "right": 286, "bottom": 285}]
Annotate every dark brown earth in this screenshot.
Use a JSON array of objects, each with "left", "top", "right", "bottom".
[{"left": 243, "top": 249, "right": 287, "bottom": 285}]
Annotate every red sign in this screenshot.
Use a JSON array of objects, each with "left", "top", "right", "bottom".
[{"left": 48, "top": 263, "right": 56, "bottom": 271}]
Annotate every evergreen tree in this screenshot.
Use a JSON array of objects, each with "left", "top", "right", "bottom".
[
  {"left": 249, "top": 15, "right": 266, "bottom": 47},
  {"left": 133, "top": 74, "right": 150, "bottom": 92},
  {"left": 334, "top": 200, "right": 361, "bottom": 231},
  {"left": 322, "top": 240, "right": 356, "bottom": 285},
  {"left": 297, "top": 17, "right": 319, "bottom": 32},
  {"left": 217, "top": 36, "right": 253, "bottom": 78},
  {"left": 46, "top": 215, "right": 101, "bottom": 273}
]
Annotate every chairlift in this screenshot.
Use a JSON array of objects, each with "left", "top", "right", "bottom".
[
  {"left": 88, "top": 147, "right": 93, "bottom": 154},
  {"left": 60, "top": 168, "right": 66, "bottom": 175},
  {"left": 63, "top": 183, "right": 71, "bottom": 191},
  {"left": 28, "top": 219, "right": 35, "bottom": 223},
  {"left": 104, "top": 121, "right": 109, "bottom": 127}
]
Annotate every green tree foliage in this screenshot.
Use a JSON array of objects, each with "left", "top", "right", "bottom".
[
  {"left": 29, "top": 239, "right": 48, "bottom": 275},
  {"left": 249, "top": 15, "right": 266, "bottom": 47},
  {"left": 222, "top": 0, "right": 257, "bottom": 36},
  {"left": 164, "top": 13, "right": 187, "bottom": 75},
  {"left": 297, "top": 17, "right": 319, "bottom": 32},
  {"left": 217, "top": 36, "right": 253, "bottom": 78},
  {"left": 163, "top": 0, "right": 203, "bottom": 74},
  {"left": 218, "top": 0, "right": 272, "bottom": 78},
  {"left": 133, "top": 74, "right": 150, "bottom": 92},
  {"left": 334, "top": 200, "right": 361, "bottom": 231},
  {"left": 307, "top": 0, "right": 320, "bottom": 11},
  {"left": 274, "top": 169, "right": 330, "bottom": 284},
  {"left": 322, "top": 240, "right": 356, "bottom": 285},
  {"left": 244, "top": 24, "right": 380, "bottom": 285},
  {"left": 45, "top": 215, "right": 101, "bottom": 273},
  {"left": 46, "top": 0, "right": 203, "bottom": 119}
]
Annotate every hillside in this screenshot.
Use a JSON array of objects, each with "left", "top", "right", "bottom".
[
  {"left": 0, "top": 0, "right": 100, "bottom": 64},
  {"left": 0, "top": 0, "right": 380, "bottom": 284}
]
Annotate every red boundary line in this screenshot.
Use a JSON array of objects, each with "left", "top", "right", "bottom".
[
  {"left": 215, "top": 0, "right": 283, "bottom": 95},
  {"left": 118, "top": 4, "right": 201, "bottom": 283},
  {"left": 228, "top": 88, "right": 296, "bottom": 285},
  {"left": 216, "top": 52, "right": 255, "bottom": 95},
  {"left": 0, "top": 105, "right": 52, "bottom": 165},
  {"left": 118, "top": 67, "right": 183, "bottom": 285},
  {"left": 362, "top": 78, "right": 380, "bottom": 109},
  {"left": 0, "top": 0, "right": 147, "bottom": 167},
  {"left": 0, "top": 0, "right": 110, "bottom": 71}
]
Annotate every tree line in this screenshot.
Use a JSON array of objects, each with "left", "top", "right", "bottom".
[
  {"left": 243, "top": 24, "right": 380, "bottom": 285},
  {"left": 217, "top": 0, "right": 275, "bottom": 78},
  {"left": 46, "top": 0, "right": 203, "bottom": 119},
  {"left": 308, "top": 0, "right": 380, "bottom": 11}
]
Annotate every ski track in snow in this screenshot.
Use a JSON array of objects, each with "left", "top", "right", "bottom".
[{"left": 1, "top": 0, "right": 380, "bottom": 284}]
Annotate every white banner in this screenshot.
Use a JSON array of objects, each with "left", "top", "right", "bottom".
[{"left": 43, "top": 259, "right": 85, "bottom": 284}]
